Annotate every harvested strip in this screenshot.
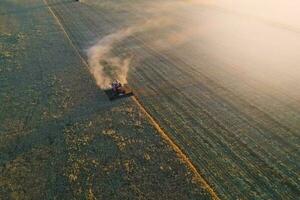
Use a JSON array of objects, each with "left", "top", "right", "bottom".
[
  {"left": 132, "top": 96, "right": 220, "bottom": 200},
  {"left": 43, "top": 0, "right": 89, "bottom": 67}
]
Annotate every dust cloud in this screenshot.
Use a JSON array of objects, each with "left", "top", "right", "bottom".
[
  {"left": 86, "top": 1, "right": 185, "bottom": 89},
  {"left": 87, "top": 28, "right": 133, "bottom": 89},
  {"left": 86, "top": 19, "right": 175, "bottom": 89}
]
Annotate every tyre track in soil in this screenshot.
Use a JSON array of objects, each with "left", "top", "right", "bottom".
[{"left": 42, "top": 0, "right": 220, "bottom": 199}]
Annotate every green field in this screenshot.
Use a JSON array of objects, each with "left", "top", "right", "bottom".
[{"left": 1, "top": 0, "right": 300, "bottom": 199}]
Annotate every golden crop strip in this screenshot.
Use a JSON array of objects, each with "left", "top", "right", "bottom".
[
  {"left": 43, "top": 0, "right": 220, "bottom": 199},
  {"left": 43, "top": 0, "right": 89, "bottom": 68},
  {"left": 132, "top": 96, "right": 220, "bottom": 200}
]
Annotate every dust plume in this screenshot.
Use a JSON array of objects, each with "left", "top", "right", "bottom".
[
  {"left": 87, "top": 28, "right": 133, "bottom": 89},
  {"left": 86, "top": 16, "right": 172, "bottom": 89},
  {"left": 86, "top": 0, "right": 205, "bottom": 90}
]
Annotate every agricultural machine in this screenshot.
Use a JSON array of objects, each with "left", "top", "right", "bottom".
[{"left": 104, "top": 80, "right": 133, "bottom": 100}]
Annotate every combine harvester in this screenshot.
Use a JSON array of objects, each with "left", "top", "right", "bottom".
[{"left": 104, "top": 80, "right": 133, "bottom": 101}]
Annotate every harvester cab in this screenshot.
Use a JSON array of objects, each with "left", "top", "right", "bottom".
[{"left": 104, "top": 80, "right": 133, "bottom": 101}]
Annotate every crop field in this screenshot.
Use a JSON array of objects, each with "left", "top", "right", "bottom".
[
  {"left": 1, "top": 0, "right": 300, "bottom": 199},
  {"left": 0, "top": 0, "right": 213, "bottom": 199}
]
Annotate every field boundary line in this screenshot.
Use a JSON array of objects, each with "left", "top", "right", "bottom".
[
  {"left": 43, "top": 1, "right": 220, "bottom": 199},
  {"left": 132, "top": 96, "right": 220, "bottom": 200},
  {"left": 43, "top": 0, "right": 89, "bottom": 68}
]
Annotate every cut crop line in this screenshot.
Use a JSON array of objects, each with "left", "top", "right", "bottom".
[
  {"left": 43, "top": 1, "right": 220, "bottom": 199},
  {"left": 43, "top": 0, "right": 89, "bottom": 68},
  {"left": 132, "top": 96, "right": 220, "bottom": 200}
]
